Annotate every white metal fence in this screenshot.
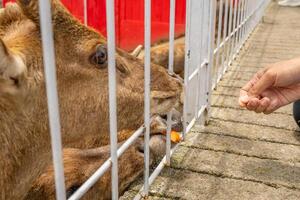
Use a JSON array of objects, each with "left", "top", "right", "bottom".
[{"left": 38, "top": 0, "right": 271, "bottom": 199}]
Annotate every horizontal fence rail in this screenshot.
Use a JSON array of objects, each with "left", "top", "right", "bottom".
[{"left": 34, "top": 0, "right": 271, "bottom": 199}]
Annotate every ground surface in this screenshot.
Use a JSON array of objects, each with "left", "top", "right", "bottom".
[{"left": 121, "top": 2, "right": 300, "bottom": 199}]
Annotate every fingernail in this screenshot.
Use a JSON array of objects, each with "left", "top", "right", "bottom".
[{"left": 240, "top": 96, "right": 249, "bottom": 103}]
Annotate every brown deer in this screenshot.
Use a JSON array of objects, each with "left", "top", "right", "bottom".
[
  {"left": 26, "top": 135, "right": 168, "bottom": 200},
  {"left": 150, "top": 42, "right": 185, "bottom": 78},
  {"left": 0, "top": 1, "right": 182, "bottom": 199},
  {"left": 147, "top": 0, "right": 233, "bottom": 78}
]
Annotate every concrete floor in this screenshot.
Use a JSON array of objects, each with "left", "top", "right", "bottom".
[{"left": 121, "top": 1, "right": 300, "bottom": 199}]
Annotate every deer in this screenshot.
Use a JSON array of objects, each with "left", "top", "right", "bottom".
[
  {"left": 142, "top": 0, "right": 233, "bottom": 78},
  {"left": 25, "top": 135, "right": 169, "bottom": 200},
  {"left": 0, "top": 1, "right": 183, "bottom": 199},
  {"left": 149, "top": 42, "right": 185, "bottom": 78}
]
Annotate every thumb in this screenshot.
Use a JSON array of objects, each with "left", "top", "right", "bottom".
[{"left": 249, "top": 71, "right": 275, "bottom": 97}]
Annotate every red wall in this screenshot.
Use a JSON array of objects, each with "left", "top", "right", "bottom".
[{"left": 3, "top": 0, "right": 186, "bottom": 51}]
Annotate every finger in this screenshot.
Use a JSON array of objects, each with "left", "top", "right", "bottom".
[
  {"left": 240, "top": 77, "right": 259, "bottom": 106},
  {"left": 241, "top": 76, "right": 258, "bottom": 93},
  {"left": 255, "top": 97, "right": 270, "bottom": 113},
  {"left": 249, "top": 70, "right": 276, "bottom": 97},
  {"left": 240, "top": 69, "right": 265, "bottom": 95},
  {"left": 240, "top": 69, "right": 267, "bottom": 107},
  {"left": 239, "top": 90, "right": 249, "bottom": 107},
  {"left": 246, "top": 98, "right": 260, "bottom": 111},
  {"left": 263, "top": 99, "right": 279, "bottom": 114}
]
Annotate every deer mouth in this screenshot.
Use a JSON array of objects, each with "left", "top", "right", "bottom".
[
  {"left": 152, "top": 97, "right": 180, "bottom": 115},
  {"left": 151, "top": 90, "right": 183, "bottom": 115}
]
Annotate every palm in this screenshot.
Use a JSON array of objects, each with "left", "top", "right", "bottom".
[
  {"left": 260, "top": 85, "right": 300, "bottom": 110},
  {"left": 244, "top": 83, "right": 300, "bottom": 114}
]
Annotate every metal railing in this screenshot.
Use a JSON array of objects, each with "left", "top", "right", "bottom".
[{"left": 37, "top": 0, "right": 271, "bottom": 199}]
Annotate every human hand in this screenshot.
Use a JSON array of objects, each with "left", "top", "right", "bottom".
[{"left": 239, "top": 57, "right": 300, "bottom": 114}]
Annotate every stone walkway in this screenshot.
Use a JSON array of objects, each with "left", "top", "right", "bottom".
[{"left": 122, "top": 2, "right": 300, "bottom": 199}]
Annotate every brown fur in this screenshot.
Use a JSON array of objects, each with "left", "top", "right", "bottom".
[
  {"left": 26, "top": 136, "right": 167, "bottom": 200},
  {"left": 148, "top": 1, "right": 230, "bottom": 77},
  {"left": 148, "top": 0, "right": 232, "bottom": 78},
  {"left": 0, "top": 1, "right": 182, "bottom": 199},
  {"left": 150, "top": 42, "right": 185, "bottom": 77}
]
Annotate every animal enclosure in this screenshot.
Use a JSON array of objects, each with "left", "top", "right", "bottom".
[{"left": 1, "top": 0, "right": 270, "bottom": 199}]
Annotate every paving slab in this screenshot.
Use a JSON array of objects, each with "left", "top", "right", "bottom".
[
  {"left": 171, "top": 146, "right": 300, "bottom": 190},
  {"left": 211, "top": 107, "right": 297, "bottom": 131},
  {"left": 222, "top": 70, "right": 255, "bottom": 81},
  {"left": 120, "top": 191, "right": 173, "bottom": 200},
  {"left": 194, "top": 119, "right": 300, "bottom": 146},
  {"left": 218, "top": 78, "right": 250, "bottom": 88},
  {"left": 123, "top": 167, "right": 300, "bottom": 200},
  {"left": 156, "top": 167, "right": 300, "bottom": 200},
  {"left": 183, "top": 131, "right": 300, "bottom": 162},
  {"left": 213, "top": 85, "right": 240, "bottom": 96}
]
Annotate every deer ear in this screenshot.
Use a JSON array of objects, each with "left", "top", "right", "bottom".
[
  {"left": 0, "top": 39, "right": 10, "bottom": 64},
  {"left": 0, "top": 38, "right": 26, "bottom": 81},
  {"left": 16, "top": 0, "right": 77, "bottom": 27},
  {"left": 0, "top": 39, "right": 9, "bottom": 56},
  {"left": 131, "top": 45, "right": 143, "bottom": 57}
]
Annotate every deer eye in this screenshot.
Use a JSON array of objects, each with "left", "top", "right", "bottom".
[
  {"left": 90, "top": 44, "right": 107, "bottom": 68},
  {"left": 66, "top": 185, "right": 80, "bottom": 198}
]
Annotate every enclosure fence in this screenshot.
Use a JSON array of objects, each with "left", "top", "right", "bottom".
[{"left": 38, "top": 0, "right": 271, "bottom": 199}]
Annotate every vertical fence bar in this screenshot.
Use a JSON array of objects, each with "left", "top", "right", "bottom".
[
  {"left": 226, "top": 0, "right": 234, "bottom": 65},
  {"left": 237, "top": 0, "right": 245, "bottom": 48},
  {"left": 234, "top": 0, "right": 242, "bottom": 52},
  {"left": 205, "top": 0, "right": 217, "bottom": 121},
  {"left": 240, "top": 0, "right": 245, "bottom": 43},
  {"left": 249, "top": 1, "right": 254, "bottom": 32},
  {"left": 237, "top": 0, "right": 244, "bottom": 46},
  {"left": 143, "top": 0, "right": 151, "bottom": 196},
  {"left": 246, "top": 0, "right": 250, "bottom": 36},
  {"left": 195, "top": 0, "right": 205, "bottom": 115},
  {"left": 230, "top": 0, "right": 238, "bottom": 59},
  {"left": 168, "top": 0, "right": 175, "bottom": 74},
  {"left": 221, "top": 0, "right": 229, "bottom": 74},
  {"left": 166, "top": 112, "right": 172, "bottom": 165},
  {"left": 247, "top": 0, "right": 251, "bottom": 33},
  {"left": 38, "top": 0, "right": 66, "bottom": 199},
  {"left": 166, "top": 0, "right": 176, "bottom": 166},
  {"left": 84, "top": 0, "right": 88, "bottom": 26},
  {"left": 106, "top": 0, "right": 119, "bottom": 199},
  {"left": 241, "top": 0, "right": 246, "bottom": 42},
  {"left": 183, "top": 0, "right": 192, "bottom": 138},
  {"left": 250, "top": 0, "right": 254, "bottom": 33},
  {"left": 215, "top": 0, "right": 224, "bottom": 86},
  {"left": 243, "top": 0, "right": 249, "bottom": 41}
]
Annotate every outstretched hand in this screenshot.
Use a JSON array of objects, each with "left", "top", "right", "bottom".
[{"left": 239, "top": 57, "right": 300, "bottom": 114}]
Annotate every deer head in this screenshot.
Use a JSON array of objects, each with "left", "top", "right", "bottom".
[{"left": 13, "top": 0, "right": 183, "bottom": 147}]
